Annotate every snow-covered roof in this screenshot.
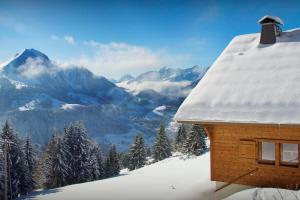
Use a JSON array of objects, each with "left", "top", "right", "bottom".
[
  {"left": 175, "top": 28, "right": 300, "bottom": 125},
  {"left": 258, "top": 15, "right": 284, "bottom": 25}
]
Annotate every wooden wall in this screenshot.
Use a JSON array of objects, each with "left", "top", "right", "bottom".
[{"left": 203, "top": 123, "right": 300, "bottom": 189}]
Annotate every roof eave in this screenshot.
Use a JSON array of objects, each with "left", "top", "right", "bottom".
[{"left": 176, "top": 119, "right": 300, "bottom": 127}]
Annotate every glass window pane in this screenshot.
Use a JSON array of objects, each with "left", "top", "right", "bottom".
[
  {"left": 261, "top": 142, "right": 275, "bottom": 161},
  {"left": 281, "top": 143, "right": 298, "bottom": 163}
]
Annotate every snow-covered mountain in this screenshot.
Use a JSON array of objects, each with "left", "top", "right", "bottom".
[
  {"left": 0, "top": 49, "right": 207, "bottom": 150},
  {"left": 117, "top": 66, "right": 207, "bottom": 97},
  {"left": 118, "top": 74, "right": 135, "bottom": 82}
]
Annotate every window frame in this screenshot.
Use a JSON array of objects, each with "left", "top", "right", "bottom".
[
  {"left": 279, "top": 143, "right": 299, "bottom": 167},
  {"left": 258, "top": 141, "right": 276, "bottom": 165},
  {"left": 255, "top": 138, "right": 300, "bottom": 168}
]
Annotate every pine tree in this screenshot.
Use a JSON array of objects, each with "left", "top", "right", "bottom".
[
  {"left": 1, "top": 121, "right": 29, "bottom": 198},
  {"left": 62, "top": 121, "right": 91, "bottom": 184},
  {"left": 43, "top": 132, "right": 57, "bottom": 188},
  {"left": 43, "top": 131, "right": 68, "bottom": 188},
  {"left": 183, "top": 125, "right": 207, "bottom": 156},
  {"left": 23, "top": 135, "right": 36, "bottom": 192},
  {"left": 52, "top": 138, "right": 68, "bottom": 187},
  {"left": 32, "top": 154, "right": 45, "bottom": 189},
  {"left": 104, "top": 145, "right": 120, "bottom": 177},
  {"left": 145, "top": 145, "right": 152, "bottom": 158},
  {"left": 153, "top": 123, "right": 172, "bottom": 161},
  {"left": 119, "top": 152, "right": 130, "bottom": 169},
  {"left": 96, "top": 147, "right": 105, "bottom": 180},
  {"left": 128, "top": 134, "right": 146, "bottom": 171},
  {"left": 175, "top": 125, "right": 187, "bottom": 152},
  {"left": 88, "top": 142, "right": 104, "bottom": 180},
  {"left": 0, "top": 138, "right": 5, "bottom": 200}
]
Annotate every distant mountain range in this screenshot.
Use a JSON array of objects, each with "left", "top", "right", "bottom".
[{"left": 0, "top": 48, "right": 208, "bottom": 150}]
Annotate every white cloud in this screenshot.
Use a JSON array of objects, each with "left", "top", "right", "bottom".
[
  {"left": 117, "top": 80, "right": 192, "bottom": 97},
  {"left": 50, "top": 35, "right": 76, "bottom": 45},
  {"left": 64, "top": 35, "right": 76, "bottom": 45},
  {"left": 62, "top": 41, "right": 190, "bottom": 78},
  {"left": 18, "top": 57, "right": 54, "bottom": 78}
]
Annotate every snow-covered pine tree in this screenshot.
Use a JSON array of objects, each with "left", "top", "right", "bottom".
[
  {"left": 0, "top": 138, "right": 5, "bottom": 200},
  {"left": 88, "top": 146, "right": 99, "bottom": 181},
  {"left": 183, "top": 124, "right": 207, "bottom": 156},
  {"left": 62, "top": 121, "right": 91, "bottom": 184},
  {"left": 52, "top": 137, "right": 68, "bottom": 187},
  {"left": 153, "top": 123, "right": 172, "bottom": 162},
  {"left": 175, "top": 124, "right": 187, "bottom": 152},
  {"left": 119, "top": 152, "right": 130, "bottom": 169},
  {"left": 1, "top": 121, "right": 30, "bottom": 198},
  {"left": 128, "top": 134, "right": 146, "bottom": 171},
  {"left": 23, "top": 135, "right": 36, "bottom": 192},
  {"left": 145, "top": 145, "right": 152, "bottom": 157},
  {"left": 43, "top": 131, "right": 59, "bottom": 188},
  {"left": 88, "top": 142, "right": 104, "bottom": 180},
  {"left": 193, "top": 124, "right": 208, "bottom": 139},
  {"left": 104, "top": 144, "right": 120, "bottom": 177},
  {"left": 32, "top": 154, "right": 45, "bottom": 189},
  {"left": 96, "top": 147, "right": 105, "bottom": 180}
]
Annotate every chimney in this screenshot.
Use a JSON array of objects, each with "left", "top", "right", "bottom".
[{"left": 258, "top": 15, "right": 283, "bottom": 44}]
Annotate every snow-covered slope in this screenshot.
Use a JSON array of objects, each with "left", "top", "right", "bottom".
[
  {"left": 0, "top": 49, "right": 207, "bottom": 149},
  {"left": 26, "top": 153, "right": 216, "bottom": 200}
]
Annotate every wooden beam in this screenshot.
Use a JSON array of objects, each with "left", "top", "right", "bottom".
[{"left": 254, "top": 138, "right": 300, "bottom": 144}]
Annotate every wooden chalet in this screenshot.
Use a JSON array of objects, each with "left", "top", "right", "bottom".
[{"left": 175, "top": 16, "right": 300, "bottom": 198}]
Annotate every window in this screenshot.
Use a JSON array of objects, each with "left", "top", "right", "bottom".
[
  {"left": 256, "top": 140, "right": 300, "bottom": 168},
  {"left": 259, "top": 141, "right": 275, "bottom": 164},
  {"left": 281, "top": 143, "right": 298, "bottom": 166}
]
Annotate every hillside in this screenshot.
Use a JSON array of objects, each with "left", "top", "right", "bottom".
[{"left": 25, "top": 153, "right": 215, "bottom": 200}]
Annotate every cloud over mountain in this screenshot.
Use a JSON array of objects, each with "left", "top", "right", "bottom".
[{"left": 62, "top": 41, "right": 191, "bottom": 78}]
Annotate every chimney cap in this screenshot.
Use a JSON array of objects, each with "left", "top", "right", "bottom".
[{"left": 258, "top": 15, "right": 284, "bottom": 25}]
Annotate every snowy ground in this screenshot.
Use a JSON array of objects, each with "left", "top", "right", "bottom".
[{"left": 24, "top": 152, "right": 216, "bottom": 200}]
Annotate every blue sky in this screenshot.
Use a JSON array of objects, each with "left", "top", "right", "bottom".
[{"left": 1, "top": 0, "right": 300, "bottom": 78}]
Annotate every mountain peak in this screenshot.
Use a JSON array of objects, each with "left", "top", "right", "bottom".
[
  {"left": 15, "top": 48, "right": 50, "bottom": 62},
  {"left": 118, "top": 74, "right": 134, "bottom": 82},
  {"left": 1, "top": 48, "right": 51, "bottom": 75}
]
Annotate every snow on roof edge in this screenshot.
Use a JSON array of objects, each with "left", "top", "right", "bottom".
[{"left": 175, "top": 118, "right": 300, "bottom": 127}]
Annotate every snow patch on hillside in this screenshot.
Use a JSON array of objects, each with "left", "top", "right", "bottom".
[
  {"left": 61, "top": 103, "right": 83, "bottom": 110},
  {"left": 9, "top": 79, "right": 28, "bottom": 89},
  {"left": 153, "top": 105, "right": 166, "bottom": 116},
  {"left": 19, "top": 100, "right": 36, "bottom": 111},
  {"left": 26, "top": 152, "right": 216, "bottom": 200}
]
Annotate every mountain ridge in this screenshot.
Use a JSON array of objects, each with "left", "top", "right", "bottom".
[{"left": 0, "top": 48, "right": 208, "bottom": 150}]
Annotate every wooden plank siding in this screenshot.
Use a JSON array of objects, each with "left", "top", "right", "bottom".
[{"left": 203, "top": 123, "right": 300, "bottom": 190}]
